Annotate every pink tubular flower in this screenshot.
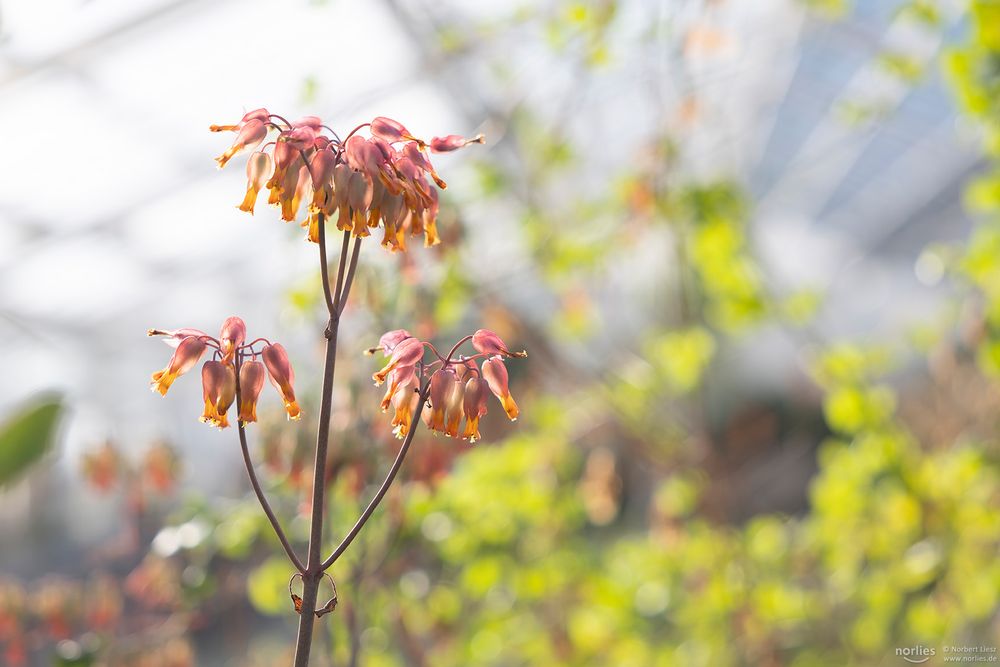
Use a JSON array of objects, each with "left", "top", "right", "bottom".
[
  {"left": 372, "top": 336, "right": 424, "bottom": 386},
  {"left": 200, "top": 361, "right": 236, "bottom": 429},
  {"left": 380, "top": 363, "right": 416, "bottom": 413},
  {"left": 482, "top": 356, "right": 519, "bottom": 421},
  {"left": 427, "top": 369, "right": 460, "bottom": 433},
  {"left": 443, "top": 372, "right": 465, "bottom": 437},
  {"left": 308, "top": 149, "right": 337, "bottom": 213},
  {"left": 238, "top": 361, "right": 266, "bottom": 424},
  {"left": 215, "top": 119, "right": 267, "bottom": 169},
  {"left": 219, "top": 317, "right": 247, "bottom": 364},
  {"left": 472, "top": 329, "right": 528, "bottom": 358},
  {"left": 370, "top": 117, "right": 412, "bottom": 144},
  {"left": 210, "top": 108, "right": 269, "bottom": 133},
  {"left": 366, "top": 329, "right": 413, "bottom": 356},
  {"left": 150, "top": 336, "right": 207, "bottom": 396},
  {"left": 239, "top": 151, "right": 274, "bottom": 214},
  {"left": 262, "top": 343, "right": 301, "bottom": 420},
  {"left": 390, "top": 375, "right": 419, "bottom": 439},
  {"left": 462, "top": 376, "right": 489, "bottom": 442},
  {"left": 429, "top": 133, "right": 485, "bottom": 153}
]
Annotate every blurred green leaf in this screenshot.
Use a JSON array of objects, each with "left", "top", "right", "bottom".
[
  {"left": 247, "top": 557, "right": 294, "bottom": 616},
  {"left": 0, "top": 395, "right": 62, "bottom": 487}
]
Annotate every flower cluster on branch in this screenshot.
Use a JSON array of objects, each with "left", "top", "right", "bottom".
[
  {"left": 148, "top": 317, "right": 300, "bottom": 428},
  {"left": 370, "top": 328, "right": 527, "bottom": 442},
  {"left": 211, "top": 109, "right": 483, "bottom": 251}
]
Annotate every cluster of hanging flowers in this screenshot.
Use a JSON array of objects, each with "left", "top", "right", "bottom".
[
  {"left": 210, "top": 108, "right": 484, "bottom": 251},
  {"left": 369, "top": 329, "right": 527, "bottom": 442},
  {"left": 148, "top": 317, "right": 300, "bottom": 428}
]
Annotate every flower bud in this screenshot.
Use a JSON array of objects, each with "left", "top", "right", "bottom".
[
  {"left": 482, "top": 356, "right": 519, "bottom": 421},
  {"left": 262, "top": 344, "right": 301, "bottom": 420},
  {"left": 238, "top": 360, "right": 266, "bottom": 424},
  {"left": 429, "top": 133, "right": 485, "bottom": 153},
  {"left": 150, "top": 336, "right": 207, "bottom": 396},
  {"left": 472, "top": 329, "right": 526, "bottom": 358}
]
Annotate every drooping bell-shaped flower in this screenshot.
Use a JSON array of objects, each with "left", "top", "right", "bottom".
[
  {"left": 262, "top": 344, "right": 301, "bottom": 420},
  {"left": 368, "top": 329, "right": 413, "bottom": 356},
  {"left": 219, "top": 317, "right": 246, "bottom": 364},
  {"left": 472, "top": 329, "right": 527, "bottom": 358},
  {"left": 443, "top": 371, "right": 466, "bottom": 438},
  {"left": 462, "top": 376, "right": 489, "bottom": 442},
  {"left": 150, "top": 336, "right": 207, "bottom": 396},
  {"left": 200, "top": 361, "right": 237, "bottom": 429},
  {"left": 402, "top": 141, "right": 447, "bottom": 190},
  {"left": 372, "top": 336, "right": 423, "bottom": 386},
  {"left": 215, "top": 119, "right": 268, "bottom": 169},
  {"left": 309, "top": 148, "right": 337, "bottom": 213},
  {"left": 390, "top": 375, "right": 419, "bottom": 439},
  {"left": 238, "top": 360, "right": 266, "bottom": 424},
  {"left": 482, "top": 355, "right": 519, "bottom": 420},
  {"left": 239, "top": 151, "right": 274, "bottom": 214},
  {"left": 427, "top": 369, "right": 461, "bottom": 434},
  {"left": 380, "top": 363, "right": 416, "bottom": 413},
  {"left": 370, "top": 116, "right": 412, "bottom": 144}
]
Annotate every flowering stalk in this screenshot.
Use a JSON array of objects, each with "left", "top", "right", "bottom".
[{"left": 148, "top": 109, "right": 512, "bottom": 666}]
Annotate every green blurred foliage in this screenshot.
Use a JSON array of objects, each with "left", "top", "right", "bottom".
[
  {"left": 0, "top": 395, "right": 62, "bottom": 487},
  {"left": 298, "top": 3, "right": 1000, "bottom": 665},
  {"left": 16, "top": 2, "right": 1000, "bottom": 665}
]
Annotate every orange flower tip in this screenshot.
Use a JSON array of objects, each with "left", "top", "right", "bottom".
[
  {"left": 513, "top": 350, "right": 528, "bottom": 358},
  {"left": 471, "top": 134, "right": 486, "bottom": 145},
  {"left": 209, "top": 124, "right": 237, "bottom": 133}
]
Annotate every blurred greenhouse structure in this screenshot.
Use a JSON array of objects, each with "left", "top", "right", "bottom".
[{"left": 1, "top": 0, "right": 999, "bottom": 665}]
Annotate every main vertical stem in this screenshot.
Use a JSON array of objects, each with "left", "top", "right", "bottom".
[
  {"left": 292, "top": 217, "right": 346, "bottom": 667},
  {"left": 292, "top": 322, "right": 338, "bottom": 667}
]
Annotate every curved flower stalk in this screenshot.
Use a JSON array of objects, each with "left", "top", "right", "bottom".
[{"left": 149, "top": 108, "right": 494, "bottom": 667}]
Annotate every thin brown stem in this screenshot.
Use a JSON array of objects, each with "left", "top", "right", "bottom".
[
  {"left": 317, "top": 213, "right": 338, "bottom": 316},
  {"left": 333, "top": 231, "right": 350, "bottom": 314},
  {"left": 320, "top": 386, "right": 429, "bottom": 571},
  {"left": 233, "top": 353, "right": 306, "bottom": 573},
  {"left": 336, "top": 236, "right": 362, "bottom": 317},
  {"left": 444, "top": 334, "right": 473, "bottom": 363}
]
